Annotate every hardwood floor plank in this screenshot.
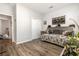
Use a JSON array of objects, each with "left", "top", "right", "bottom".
[{"left": 0, "top": 39, "right": 63, "bottom": 56}]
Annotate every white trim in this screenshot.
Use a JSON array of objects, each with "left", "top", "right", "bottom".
[{"left": 16, "top": 39, "right": 33, "bottom": 44}]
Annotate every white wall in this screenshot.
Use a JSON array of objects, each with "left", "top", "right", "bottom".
[
  {"left": 16, "top": 4, "right": 42, "bottom": 44},
  {"left": 1, "top": 20, "right": 9, "bottom": 34},
  {"left": 0, "top": 20, "right": 2, "bottom": 34},
  {"left": 0, "top": 4, "right": 14, "bottom": 16},
  {"left": 1, "top": 20, "right": 12, "bottom": 39},
  {"left": 43, "top": 4, "right": 79, "bottom": 34}
]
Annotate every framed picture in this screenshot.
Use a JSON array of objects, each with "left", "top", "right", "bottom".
[{"left": 52, "top": 16, "right": 65, "bottom": 24}]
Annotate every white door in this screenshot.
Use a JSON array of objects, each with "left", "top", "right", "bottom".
[{"left": 32, "top": 19, "right": 42, "bottom": 39}]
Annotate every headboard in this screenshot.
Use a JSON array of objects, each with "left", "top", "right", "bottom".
[{"left": 51, "top": 27, "right": 73, "bottom": 35}]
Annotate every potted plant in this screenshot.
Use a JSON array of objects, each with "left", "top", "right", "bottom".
[
  {"left": 64, "top": 32, "right": 79, "bottom": 56},
  {"left": 76, "top": 32, "right": 79, "bottom": 40}
]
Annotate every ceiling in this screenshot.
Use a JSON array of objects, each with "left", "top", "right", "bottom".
[
  {"left": 23, "top": 3, "right": 71, "bottom": 15},
  {"left": 6, "top": 3, "right": 71, "bottom": 15},
  {"left": 6, "top": 3, "right": 16, "bottom": 8}
]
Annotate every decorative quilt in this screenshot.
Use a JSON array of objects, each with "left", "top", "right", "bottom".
[{"left": 41, "top": 34, "right": 68, "bottom": 46}]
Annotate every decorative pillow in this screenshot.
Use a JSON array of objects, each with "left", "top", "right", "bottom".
[
  {"left": 47, "top": 29, "right": 53, "bottom": 34},
  {"left": 53, "top": 30, "right": 63, "bottom": 34},
  {"left": 62, "top": 31, "right": 72, "bottom": 36}
]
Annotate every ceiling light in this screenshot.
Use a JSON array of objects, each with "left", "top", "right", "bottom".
[{"left": 49, "top": 5, "right": 53, "bottom": 9}]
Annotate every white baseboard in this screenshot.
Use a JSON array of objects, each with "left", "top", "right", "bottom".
[
  {"left": 16, "top": 39, "right": 33, "bottom": 44},
  {"left": 16, "top": 37, "right": 40, "bottom": 45}
]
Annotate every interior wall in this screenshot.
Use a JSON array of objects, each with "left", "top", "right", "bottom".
[
  {"left": 1, "top": 20, "right": 12, "bottom": 39},
  {"left": 1, "top": 20, "right": 9, "bottom": 34},
  {"left": 43, "top": 4, "right": 79, "bottom": 34},
  {"left": 0, "top": 20, "right": 2, "bottom": 34},
  {"left": 16, "top": 4, "right": 42, "bottom": 44},
  {"left": 0, "top": 3, "right": 14, "bottom": 16}
]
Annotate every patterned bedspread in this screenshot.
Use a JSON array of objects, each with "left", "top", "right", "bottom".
[{"left": 41, "top": 34, "right": 68, "bottom": 46}]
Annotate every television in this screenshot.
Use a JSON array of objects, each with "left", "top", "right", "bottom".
[{"left": 52, "top": 16, "right": 65, "bottom": 24}]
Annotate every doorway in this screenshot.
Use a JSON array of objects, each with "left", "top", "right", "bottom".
[
  {"left": 32, "top": 19, "right": 42, "bottom": 39},
  {"left": 0, "top": 14, "right": 12, "bottom": 45}
]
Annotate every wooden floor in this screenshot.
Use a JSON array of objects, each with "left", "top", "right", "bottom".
[{"left": 0, "top": 39, "right": 63, "bottom": 56}]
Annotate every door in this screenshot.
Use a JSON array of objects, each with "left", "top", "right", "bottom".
[{"left": 32, "top": 19, "right": 42, "bottom": 39}]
